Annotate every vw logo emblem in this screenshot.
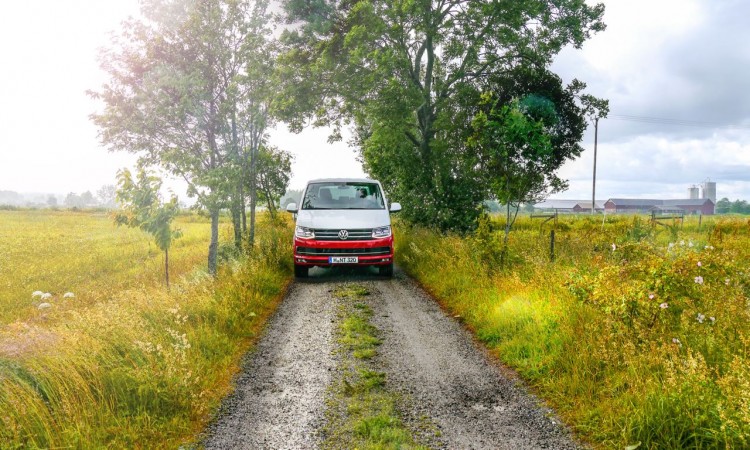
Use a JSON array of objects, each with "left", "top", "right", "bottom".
[{"left": 338, "top": 230, "right": 349, "bottom": 240}]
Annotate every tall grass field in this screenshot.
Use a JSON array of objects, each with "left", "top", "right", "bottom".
[
  {"left": 0, "top": 209, "right": 292, "bottom": 448},
  {"left": 397, "top": 214, "right": 750, "bottom": 449}
]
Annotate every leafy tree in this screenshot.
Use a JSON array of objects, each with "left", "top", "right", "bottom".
[
  {"left": 64, "top": 192, "right": 83, "bottom": 208},
  {"left": 91, "top": 0, "right": 276, "bottom": 274},
  {"left": 114, "top": 168, "right": 181, "bottom": 288},
  {"left": 470, "top": 96, "right": 559, "bottom": 262},
  {"left": 716, "top": 198, "right": 731, "bottom": 214},
  {"left": 730, "top": 199, "right": 750, "bottom": 215},
  {"left": 254, "top": 145, "right": 293, "bottom": 219},
  {"left": 278, "top": 0, "right": 605, "bottom": 232},
  {"left": 46, "top": 195, "right": 58, "bottom": 208},
  {"left": 97, "top": 184, "right": 117, "bottom": 208}
]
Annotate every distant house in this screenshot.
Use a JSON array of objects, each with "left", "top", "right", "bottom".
[{"left": 604, "top": 198, "right": 714, "bottom": 215}]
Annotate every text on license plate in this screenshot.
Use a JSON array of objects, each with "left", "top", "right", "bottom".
[{"left": 329, "top": 256, "right": 358, "bottom": 264}]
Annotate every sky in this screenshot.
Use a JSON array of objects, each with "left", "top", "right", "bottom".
[{"left": 1, "top": 0, "right": 749, "bottom": 203}]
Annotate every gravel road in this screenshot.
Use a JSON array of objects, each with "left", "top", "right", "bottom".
[{"left": 202, "top": 266, "right": 581, "bottom": 449}]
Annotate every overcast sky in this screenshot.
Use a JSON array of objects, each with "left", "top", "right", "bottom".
[{"left": 1, "top": 0, "right": 749, "bottom": 202}]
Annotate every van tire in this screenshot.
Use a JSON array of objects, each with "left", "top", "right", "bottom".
[
  {"left": 379, "top": 263, "right": 393, "bottom": 278},
  {"left": 294, "top": 265, "right": 308, "bottom": 278}
]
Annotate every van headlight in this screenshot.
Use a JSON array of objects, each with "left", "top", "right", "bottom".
[
  {"left": 372, "top": 226, "right": 391, "bottom": 238},
  {"left": 295, "top": 226, "right": 315, "bottom": 239}
]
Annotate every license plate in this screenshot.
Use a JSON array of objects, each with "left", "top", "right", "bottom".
[{"left": 329, "top": 256, "right": 358, "bottom": 264}]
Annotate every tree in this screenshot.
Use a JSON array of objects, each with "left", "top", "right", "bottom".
[
  {"left": 97, "top": 184, "right": 117, "bottom": 208},
  {"left": 278, "top": 0, "right": 605, "bottom": 231},
  {"left": 46, "top": 195, "right": 58, "bottom": 208},
  {"left": 470, "top": 96, "right": 560, "bottom": 262},
  {"left": 64, "top": 192, "right": 83, "bottom": 208},
  {"left": 114, "top": 168, "right": 181, "bottom": 288},
  {"left": 254, "top": 145, "right": 293, "bottom": 219},
  {"left": 91, "top": 0, "right": 276, "bottom": 274},
  {"left": 716, "top": 197, "right": 731, "bottom": 214}
]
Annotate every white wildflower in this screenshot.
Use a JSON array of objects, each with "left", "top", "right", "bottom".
[
  {"left": 672, "top": 338, "right": 682, "bottom": 347},
  {"left": 41, "top": 292, "right": 52, "bottom": 300},
  {"left": 696, "top": 313, "right": 705, "bottom": 324},
  {"left": 725, "top": 278, "right": 731, "bottom": 286},
  {"left": 694, "top": 276, "right": 704, "bottom": 285},
  {"left": 38, "top": 303, "right": 52, "bottom": 310},
  {"left": 611, "top": 243, "right": 617, "bottom": 252},
  {"left": 697, "top": 261, "right": 702, "bottom": 267},
  {"left": 660, "top": 302, "right": 669, "bottom": 309},
  {"left": 710, "top": 317, "right": 716, "bottom": 324},
  {"left": 688, "top": 241, "right": 694, "bottom": 248},
  {"left": 63, "top": 292, "right": 75, "bottom": 298},
  {"left": 32, "top": 291, "right": 44, "bottom": 298}
]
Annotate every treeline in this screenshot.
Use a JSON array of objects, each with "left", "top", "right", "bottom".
[
  {"left": 716, "top": 198, "right": 750, "bottom": 214},
  {"left": 0, "top": 186, "right": 116, "bottom": 209}
]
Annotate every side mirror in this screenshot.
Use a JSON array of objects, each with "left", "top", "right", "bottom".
[
  {"left": 389, "top": 202, "right": 402, "bottom": 213},
  {"left": 286, "top": 202, "right": 298, "bottom": 213}
]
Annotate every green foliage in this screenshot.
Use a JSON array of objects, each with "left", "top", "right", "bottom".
[
  {"left": 114, "top": 168, "right": 181, "bottom": 254},
  {"left": 397, "top": 215, "right": 750, "bottom": 448},
  {"left": 278, "top": 0, "right": 606, "bottom": 232}
]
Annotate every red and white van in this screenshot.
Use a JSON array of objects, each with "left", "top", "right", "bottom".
[{"left": 286, "top": 178, "right": 401, "bottom": 278}]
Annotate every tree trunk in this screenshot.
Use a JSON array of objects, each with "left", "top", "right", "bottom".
[
  {"left": 232, "top": 191, "right": 242, "bottom": 251},
  {"left": 248, "top": 146, "right": 258, "bottom": 250},
  {"left": 208, "top": 207, "right": 219, "bottom": 276},
  {"left": 165, "top": 247, "right": 170, "bottom": 290}
]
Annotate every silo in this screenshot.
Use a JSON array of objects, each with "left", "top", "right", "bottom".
[
  {"left": 688, "top": 185, "right": 700, "bottom": 199},
  {"left": 702, "top": 180, "right": 717, "bottom": 203}
]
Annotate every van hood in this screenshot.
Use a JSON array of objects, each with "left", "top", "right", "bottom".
[{"left": 296, "top": 209, "right": 391, "bottom": 229}]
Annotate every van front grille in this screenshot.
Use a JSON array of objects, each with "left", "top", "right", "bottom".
[{"left": 313, "top": 228, "right": 373, "bottom": 241}]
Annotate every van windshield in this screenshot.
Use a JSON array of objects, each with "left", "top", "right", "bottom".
[{"left": 301, "top": 182, "right": 385, "bottom": 210}]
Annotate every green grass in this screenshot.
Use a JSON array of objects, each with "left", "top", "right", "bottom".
[
  {"left": 324, "top": 284, "right": 427, "bottom": 450},
  {"left": 396, "top": 214, "right": 750, "bottom": 449},
  {"left": 0, "top": 209, "right": 293, "bottom": 448}
]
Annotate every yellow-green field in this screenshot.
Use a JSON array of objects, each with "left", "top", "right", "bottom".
[
  {"left": 0, "top": 209, "right": 210, "bottom": 325},
  {"left": 0, "top": 209, "right": 292, "bottom": 448},
  {"left": 397, "top": 214, "right": 750, "bottom": 449}
]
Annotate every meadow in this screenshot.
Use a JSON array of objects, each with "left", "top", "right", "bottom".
[
  {"left": 397, "top": 213, "right": 750, "bottom": 449},
  {"left": 0, "top": 209, "right": 292, "bottom": 448}
]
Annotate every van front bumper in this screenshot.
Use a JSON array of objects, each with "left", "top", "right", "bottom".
[{"left": 293, "top": 236, "right": 394, "bottom": 266}]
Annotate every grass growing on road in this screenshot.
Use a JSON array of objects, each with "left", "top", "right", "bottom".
[
  {"left": 397, "top": 215, "right": 750, "bottom": 449},
  {"left": 324, "top": 284, "right": 427, "bottom": 450},
  {"left": 0, "top": 210, "right": 293, "bottom": 448}
]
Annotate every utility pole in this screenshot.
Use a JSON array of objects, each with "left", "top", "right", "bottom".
[{"left": 592, "top": 117, "right": 599, "bottom": 215}]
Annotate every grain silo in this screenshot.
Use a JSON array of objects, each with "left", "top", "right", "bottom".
[
  {"left": 702, "top": 180, "right": 717, "bottom": 203},
  {"left": 688, "top": 185, "right": 700, "bottom": 199}
]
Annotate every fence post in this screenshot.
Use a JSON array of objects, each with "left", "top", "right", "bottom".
[{"left": 550, "top": 229, "right": 555, "bottom": 262}]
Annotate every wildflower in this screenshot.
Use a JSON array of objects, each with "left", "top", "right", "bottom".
[
  {"left": 32, "top": 291, "right": 44, "bottom": 298},
  {"left": 680, "top": 240, "right": 685, "bottom": 246},
  {"left": 41, "top": 292, "right": 52, "bottom": 300},
  {"left": 649, "top": 293, "right": 655, "bottom": 300},
  {"left": 710, "top": 317, "right": 716, "bottom": 324},
  {"left": 688, "top": 241, "right": 694, "bottom": 248},
  {"left": 697, "top": 261, "right": 702, "bottom": 267},
  {"left": 697, "top": 313, "right": 705, "bottom": 324},
  {"left": 725, "top": 278, "right": 731, "bottom": 286},
  {"left": 694, "top": 276, "right": 704, "bottom": 285},
  {"left": 611, "top": 243, "right": 617, "bottom": 252},
  {"left": 660, "top": 302, "right": 669, "bottom": 309},
  {"left": 38, "top": 303, "right": 52, "bottom": 310},
  {"left": 668, "top": 242, "right": 675, "bottom": 249},
  {"left": 672, "top": 338, "right": 682, "bottom": 347},
  {"left": 63, "top": 292, "right": 75, "bottom": 298},
  {"left": 705, "top": 245, "right": 714, "bottom": 250}
]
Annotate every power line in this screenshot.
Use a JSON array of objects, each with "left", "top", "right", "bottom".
[{"left": 608, "top": 113, "right": 750, "bottom": 130}]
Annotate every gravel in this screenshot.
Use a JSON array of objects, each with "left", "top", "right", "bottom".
[{"left": 202, "top": 266, "right": 582, "bottom": 449}]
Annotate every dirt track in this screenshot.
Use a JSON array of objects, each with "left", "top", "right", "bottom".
[{"left": 202, "top": 266, "right": 581, "bottom": 449}]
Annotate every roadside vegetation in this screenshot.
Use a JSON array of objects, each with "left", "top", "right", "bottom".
[
  {"left": 397, "top": 214, "right": 750, "bottom": 449},
  {"left": 324, "top": 284, "right": 426, "bottom": 449},
  {"left": 0, "top": 209, "right": 292, "bottom": 448}
]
